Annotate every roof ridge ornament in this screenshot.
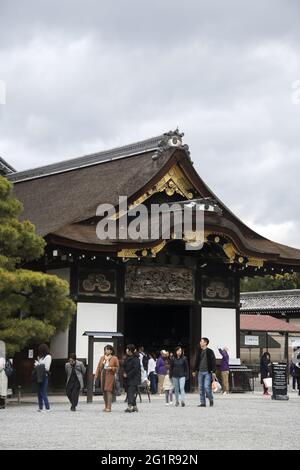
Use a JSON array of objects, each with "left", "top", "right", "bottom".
[{"left": 152, "top": 128, "right": 191, "bottom": 161}]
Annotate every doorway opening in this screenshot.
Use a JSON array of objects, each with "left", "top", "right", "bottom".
[{"left": 124, "top": 302, "right": 190, "bottom": 356}]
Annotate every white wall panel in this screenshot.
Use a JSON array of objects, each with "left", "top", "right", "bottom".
[
  {"left": 50, "top": 330, "right": 69, "bottom": 359},
  {"left": 76, "top": 303, "right": 117, "bottom": 360},
  {"left": 201, "top": 307, "right": 237, "bottom": 359},
  {"left": 47, "top": 268, "right": 70, "bottom": 358}
]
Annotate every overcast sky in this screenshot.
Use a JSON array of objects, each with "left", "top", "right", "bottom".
[{"left": 1, "top": 1, "right": 300, "bottom": 248}]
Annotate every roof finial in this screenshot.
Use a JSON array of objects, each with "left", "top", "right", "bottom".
[{"left": 152, "top": 128, "right": 191, "bottom": 161}]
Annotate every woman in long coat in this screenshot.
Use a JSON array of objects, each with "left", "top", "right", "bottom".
[
  {"left": 65, "top": 353, "right": 86, "bottom": 411},
  {"left": 0, "top": 341, "right": 8, "bottom": 409},
  {"left": 260, "top": 352, "right": 271, "bottom": 395},
  {"left": 95, "top": 345, "right": 119, "bottom": 412}
]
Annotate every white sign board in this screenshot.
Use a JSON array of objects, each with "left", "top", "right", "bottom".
[
  {"left": 28, "top": 349, "right": 34, "bottom": 359},
  {"left": 289, "top": 337, "right": 300, "bottom": 348},
  {"left": 245, "top": 335, "right": 259, "bottom": 346}
]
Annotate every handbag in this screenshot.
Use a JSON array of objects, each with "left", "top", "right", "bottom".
[
  {"left": 4, "top": 360, "right": 14, "bottom": 378},
  {"left": 263, "top": 377, "right": 272, "bottom": 388},
  {"left": 211, "top": 378, "right": 222, "bottom": 393},
  {"left": 113, "top": 371, "right": 121, "bottom": 396}
]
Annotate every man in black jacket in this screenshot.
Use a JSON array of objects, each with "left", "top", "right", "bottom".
[
  {"left": 192, "top": 337, "right": 216, "bottom": 407},
  {"left": 123, "top": 344, "right": 141, "bottom": 413}
]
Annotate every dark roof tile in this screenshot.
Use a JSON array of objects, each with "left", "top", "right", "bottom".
[{"left": 7, "top": 134, "right": 165, "bottom": 183}]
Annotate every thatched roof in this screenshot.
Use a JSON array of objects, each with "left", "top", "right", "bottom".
[{"left": 7, "top": 130, "right": 300, "bottom": 266}]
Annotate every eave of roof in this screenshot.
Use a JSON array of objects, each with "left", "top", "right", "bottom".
[
  {"left": 7, "top": 129, "right": 300, "bottom": 267},
  {"left": 0, "top": 156, "right": 16, "bottom": 175},
  {"left": 240, "top": 289, "right": 300, "bottom": 312},
  {"left": 240, "top": 314, "right": 300, "bottom": 332},
  {"left": 241, "top": 290, "right": 300, "bottom": 297}
]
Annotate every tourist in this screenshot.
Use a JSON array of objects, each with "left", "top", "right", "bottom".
[
  {"left": 292, "top": 348, "right": 300, "bottom": 396},
  {"left": 290, "top": 359, "right": 297, "bottom": 391},
  {"left": 260, "top": 352, "right": 271, "bottom": 396},
  {"left": 169, "top": 346, "right": 189, "bottom": 407},
  {"left": 155, "top": 350, "right": 168, "bottom": 395},
  {"left": 34, "top": 343, "right": 52, "bottom": 412},
  {"left": 95, "top": 345, "right": 119, "bottom": 412},
  {"left": 138, "top": 346, "right": 148, "bottom": 383},
  {"left": 65, "top": 353, "right": 86, "bottom": 411},
  {"left": 192, "top": 337, "right": 216, "bottom": 407},
  {"left": 147, "top": 353, "right": 157, "bottom": 394},
  {"left": 162, "top": 369, "right": 174, "bottom": 405},
  {"left": 123, "top": 344, "right": 141, "bottom": 412},
  {"left": 218, "top": 346, "right": 230, "bottom": 395},
  {"left": 0, "top": 341, "right": 8, "bottom": 410}
]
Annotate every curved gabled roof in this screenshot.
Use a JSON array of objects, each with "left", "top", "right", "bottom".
[
  {"left": 9, "top": 131, "right": 186, "bottom": 236},
  {"left": 7, "top": 130, "right": 300, "bottom": 266}
]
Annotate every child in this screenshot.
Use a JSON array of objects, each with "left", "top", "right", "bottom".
[{"left": 162, "top": 372, "right": 174, "bottom": 405}]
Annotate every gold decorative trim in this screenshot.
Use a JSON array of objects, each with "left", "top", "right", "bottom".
[
  {"left": 151, "top": 240, "right": 166, "bottom": 256},
  {"left": 183, "top": 230, "right": 203, "bottom": 243},
  {"left": 117, "top": 248, "right": 139, "bottom": 258},
  {"left": 117, "top": 240, "right": 167, "bottom": 258},
  {"left": 128, "top": 164, "right": 194, "bottom": 210},
  {"left": 247, "top": 257, "right": 265, "bottom": 267},
  {"left": 205, "top": 232, "right": 265, "bottom": 267},
  {"left": 222, "top": 243, "right": 237, "bottom": 262}
]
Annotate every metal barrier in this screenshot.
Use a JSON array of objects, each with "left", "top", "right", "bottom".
[{"left": 229, "top": 365, "right": 254, "bottom": 392}]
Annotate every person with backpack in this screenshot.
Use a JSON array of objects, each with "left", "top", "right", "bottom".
[
  {"left": 0, "top": 340, "right": 8, "bottom": 409},
  {"left": 34, "top": 343, "right": 52, "bottom": 412}
]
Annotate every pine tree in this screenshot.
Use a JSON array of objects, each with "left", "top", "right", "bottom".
[
  {"left": 0, "top": 176, "right": 76, "bottom": 356},
  {"left": 241, "top": 273, "right": 300, "bottom": 292}
]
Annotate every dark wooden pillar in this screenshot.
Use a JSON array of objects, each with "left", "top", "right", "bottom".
[
  {"left": 117, "top": 303, "right": 125, "bottom": 358},
  {"left": 87, "top": 335, "right": 94, "bottom": 403},
  {"left": 68, "top": 264, "right": 78, "bottom": 356},
  {"left": 235, "top": 276, "right": 241, "bottom": 358},
  {"left": 189, "top": 303, "right": 201, "bottom": 392},
  {"left": 116, "top": 264, "right": 125, "bottom": 359},
  {"left": 284, "top": 332, "right": 289, "bottom": 363}
]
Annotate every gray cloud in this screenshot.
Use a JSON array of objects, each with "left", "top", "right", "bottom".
[{"left": 0, "top": 0, "right": 300, "bottom": 248}]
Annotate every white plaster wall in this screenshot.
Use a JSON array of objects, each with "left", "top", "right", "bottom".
[
  {"left": 47, "top": 268, "right": 70, "bottom": 359},
  {"left": 76, "top": 303, "right": 117, "bottom": 360},
  {"left": 50, "top": 330, "right": 69, "bottom": 359},
  {"left": 201, "top": 307, "right": 237, "bottom": 359}
]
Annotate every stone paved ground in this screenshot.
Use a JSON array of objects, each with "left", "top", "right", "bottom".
[{"left": 1, "top": 392, "right": 300, "bottom": 450}]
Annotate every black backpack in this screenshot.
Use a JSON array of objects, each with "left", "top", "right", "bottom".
[
  {"left": 5, "top": 360, "right": 14, "bottom": 378},
  {"left": 142, "top": 353, "right": 149, "bottom": 371}
]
